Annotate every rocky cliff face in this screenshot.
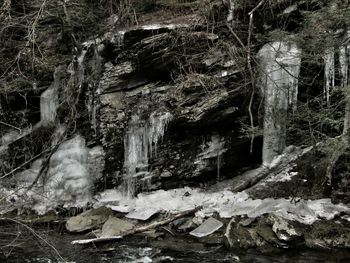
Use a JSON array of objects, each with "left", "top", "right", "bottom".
[
  {"left": 1, "top": 0, "right": 350, "bottom": 212},
  {"left": 93, "top": 24, "right": 262, "bottom": 195}
]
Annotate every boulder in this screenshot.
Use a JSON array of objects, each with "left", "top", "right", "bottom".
[
  {"left": 66, "top": 207, "right": 112, "bottom": 232},
  {"left": 101, "top": 216, "right": 135, "bottom": 237}
]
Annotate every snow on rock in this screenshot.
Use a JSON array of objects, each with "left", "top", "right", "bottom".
[
  {"left": 14, "top": 159, "right": 43, "bottom": 184},
  {"left": 95, "top": 187, "right": 350, "bottom": 226},
  {"left": 126, "top": 207, "right": 160, "bottom": 221},
  {"left": 190, "top": 217, "right": 223, "bottom": 238},
  {"left": 66, "top": 206, "right": 112, "bottom": 233},
  {"left": 140, "top": 24, "right": 189, "bottom": 30},
  {"left": 258, "top": 41, "right": 302, "bottom": 165},
  {"left": 101, "top": 216, "right": 135, "bottom": 237},
  {"left": 271, "top": 215, "right": 302, "bottom": 241}
]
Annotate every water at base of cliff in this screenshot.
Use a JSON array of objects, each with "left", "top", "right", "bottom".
[{"left": 0, "top": 226, "right": 349, "bottom": 263}]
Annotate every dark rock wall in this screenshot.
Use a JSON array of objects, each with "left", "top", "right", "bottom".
[{"left": 1, "top": 0, "right": 349, "bottom": 201}]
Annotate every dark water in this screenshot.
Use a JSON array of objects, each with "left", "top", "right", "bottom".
[{"left": 0, "top": 224, "right": 349, "bottom": 263}]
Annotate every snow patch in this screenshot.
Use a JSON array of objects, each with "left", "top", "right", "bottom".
[
  {"left": 190, "top": 217, "right": 223, "bottom": 238},
  {"left": 95, "top": 187, "right": 350, "bottom": 225}
]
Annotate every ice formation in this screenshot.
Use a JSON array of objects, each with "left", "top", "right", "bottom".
[
  {"left": 45, "top": 135, "right": 91, "bottom": 208},
  {"left": 40, "top": 86, "right": 58, "bottom": 124},
  {"left": 323, "top": 48, "right": 335, "bottom": 105},
  {"left": 96, "top": 187, "right": 350, "bottom": 226},
  {"left": 194, "top": 135, "right": 226, "bottom": 180},
  {"left": 2, "top": 134, "right": 95, "bottom": 214},
  {"left": 123, "top": 112, "right": 172, "bottom": 198},
  {"left": 0, "top": 125, "right": 32, "bottom": 146},
  {"left": 340, "top": 32, "right": 350, "bottom": 134},
  {"left": 258, "top": 42, "right": 302, "bottom": 165},
  {"left": 339, "top": 46, "right": 349, "bottom": 88}
]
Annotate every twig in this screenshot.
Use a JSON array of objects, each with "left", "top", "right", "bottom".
[
  {"left": 246, "top": 0, "right": 265, "bottom": 154},
  {"left": 0, "top": 218, "right": 65, "bottom": 261},
  {"left": 0, "top": 121, "right": 22, "bottom": 133},
  {"left": 226, "top": 0, "right": 265, "bottom": 154},
  {"left": 0, "top": 149, "right": 49, "bottom": 180},
  {"left": 27, "top": 129, "right": 67, "bottom": 191}
]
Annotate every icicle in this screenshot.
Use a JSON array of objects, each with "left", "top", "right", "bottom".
[
  {"left": 123, "top": 112, "right": 172, "bottom": 198},
  {"left": 226, "top": 0, "right": 235, "bottom": 22},
  {"left": 217, "top": 154, "right": 221, "bottom": 181},
  {"left": 113, "top": 31, "right": 125, "bottom": 48},
  {"left": 148, "top": 112, "right": 172, "bottom": 156},
  {"left": 323, "top": 48, "right": 335, "bottom": 105},
  {"left": 340, "top": 32, "right": 350, "bottom": 136},
  {"left": 67, "top": 47, "right": 88, "bottom": 89},
  {"left": 194, "top": 135, "right": 226, "bottom": 181},
  {"left": 339, "top": 45, "right": 349, "bottom": 88},
  {"left": 89, "top": 44, "right": 104, "bottom": 135},
  {"left": 39, "top": 66, "right": 64, "bottom": 125},
  {"left": 40, "top": 86, "right": 58, "bottom": 125},
  {"left": 258, "top": 42, "right": 302, "bottom": 165}
]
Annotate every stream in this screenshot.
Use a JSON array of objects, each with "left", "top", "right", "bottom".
[{"left": 0, "top": 224, "right": 349, "bottom": 263}]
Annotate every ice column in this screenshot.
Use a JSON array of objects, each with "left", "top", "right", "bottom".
[
  {"left": 323, "top": 48, "right": 335, "bottom": 105},
  {"left": 340, "top": 32, "right": 350, "bottom": 135},
  {"left": 123, "top": 112, "right": 172, "bottom": 198},
  {"left": 40, "top": 67, "right": 63, "bottom": 125},
  {"left": 258, "top": 42, "right": 302, "bottom": 165}
]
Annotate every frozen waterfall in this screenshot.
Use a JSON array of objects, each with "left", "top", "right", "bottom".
[
  {"left": 258, "top": 42, "right": 302, "bottom": 165},
  {"left": 40, "top": 87, "right": 58, "bottom": 124},
  {"left": 123, "top": 112, "right": 172, "bottom": 198},
  {"left": 340, "top": 31, "right": 350, "bottom": 135},
  {"left": 323, "top": 48, "right": 335, "bottom": 105}
]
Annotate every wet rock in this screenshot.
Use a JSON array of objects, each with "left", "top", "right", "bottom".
[
  {"left": 136, "top": 230, "right": 164, "bottom": 239},
  {"left": 225, "top": 218, "right": 265, "bottom": 249},
  {"left": 178, "top": 218, "right": 196, "bottom": 232},
  {"left": 160, "top": 170, "right": 172, "bottom": 178},
  {"left": 88, "top": 146, "right": 105, "bottom": 181},
  {"left": 305, "top": 220, "right": 350, "bottom": 249},
  {"left": 192, "top": 215, "right": 204, "bottom": 226},
  {"left": 124, "top": 24, "right": 189, "bottom": 47},
  {"left": 101, "top": 216, "right": 135, "bottom": 237},
  {"left": 255, "top": 220, "right": 284, "bottom": 247},
  {"left": 269, "top": 215, "right": 303, "bottom": 243},
  {"left": 199, "top": 232, "right": 225, "bottom": 245},
  {"left": 239, "top": 218, "right": 256, "bottom": 227},
  {"left": 332, "top": 148, "right": 350, "bottom": 204},
  {"left": 66, "top": 207, "right": 112, "bottom": 232},
  {"left": 135, "top": 31, "right": 218, "bottom": 77}
]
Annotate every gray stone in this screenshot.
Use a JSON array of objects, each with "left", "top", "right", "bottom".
[
  {"left": 270, "top": 215, "right": 302, "bottom": 242},
  {"left": 178, "top": 218, "right": 196, "bottom": 231},
  {"left": 101, "top": 216, "right": 135, "bottom": 237},
  {"left": 66, "top": 207, "right": 112, "bottom": 232}
]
